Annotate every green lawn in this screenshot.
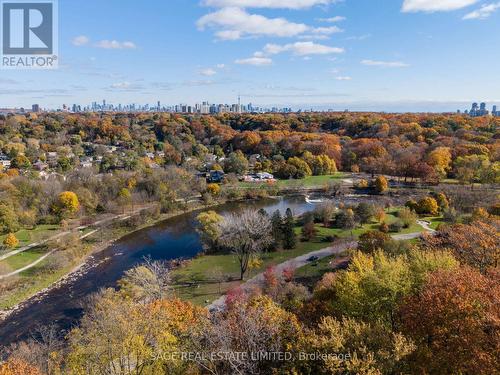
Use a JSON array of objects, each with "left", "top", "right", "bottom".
[
  {"left": 172, "top": 206, "right": 441, "bottom": 306},
  {"left": 0, "top": 224, "right": 59, "bottom": 249},
  {"left": 1, "top": 246, "right": 49, "bottom": 270}
]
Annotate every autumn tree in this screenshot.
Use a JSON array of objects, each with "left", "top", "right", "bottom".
[
  {"left": 299, "top": 317, "right": 415, "bottom": 375},
  {"left": 67, "top": 290, "right": 207, "bottom": 375},
  {"left": 321, "top": 250, "right": 458, "bottom": 329},
  {"left": 0, "top": 358, "right": 43, "bottom": 375},
  {"left": 427, "top": 146, "right": 452, "bottom": 179},
  {"left": 56, "top": 191, "right": 80, "bottom": 217},
  {"left": 373, "top": 175, "right": 388, "bottom": 194},
  {"left": 400, "top": 267, "right": 500, "bottom": 374},
  {"left": 422, "top": 220, "right": 499, "bottom": 272},
  {"left": 3, "top": 233, "right": 19, "bottom": 250},
  {"left": 358, "top": 230, "right": 392, "bottom": 254},
  {"left": 416, "top": 197, "right": 438, "bottom": 216},
  {"left": 119, "top": 257, "right": 172, "bottom": 303},
  {"left": 0, "top": 204, "right": 20, "bottom": 235},
  {"left": 196, "top": 210, "right": 223, "bottom": 252},
  {"left": 217, "top": 209, "right": 272, "bottom": 280}
]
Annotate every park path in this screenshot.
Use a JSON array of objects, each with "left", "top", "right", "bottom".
[
  {"left": 0, "top": 208, "right": 152, "bottom": 279},
  {"left": 208, "top": 220, "right": 436, "bottom": 310},
  {"left": 208, "top": 241, "right": 356, "bottom": 311}
]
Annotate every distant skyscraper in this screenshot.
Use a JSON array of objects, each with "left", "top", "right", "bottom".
[{"left": 32, "top": 104, "right": 40, "bottom": 113}]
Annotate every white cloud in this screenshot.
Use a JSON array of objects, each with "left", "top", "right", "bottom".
[
  {"left": 463, "top": 2, "right": 500, "bottom": 19},
  {"left": 361, "top": 59, "right": 409, "bottom": 67},
  {"left": 72, "top": 35, "right": 90, "bottom": 46},
  {"left": 94, "top": 40, "right": 137, "bottom": 49},
  {"left": 200, "top": 68, "right": 217, "bottom": 76},
  {"left": 197, "top": 7, "right": 309, "bottom": 40},
  {"left": 216, "top": 63, "right": 226, "bottom": 68},
  {"left": 318, "top": 16, "right": 346, "bottom": 22},
  {"left": 311, "top": 26, "right": 343, "bottom": 34},
  {"left": 235, "top": 56, "right": 273, "bottom": 66},
  {"left": 402, "top": 0, "right": 478, "bottom": 12},
  {"left": 264, "top": 41, "right": 344, "bottom": 56},
  {"left": 335, "top": 76, "right": 352, "bottom": 80},
  {"left": 202, "top": 0, "right": 336, "bottom": 9}
]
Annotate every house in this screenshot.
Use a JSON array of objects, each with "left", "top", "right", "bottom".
[
  {"left": 33, "top": 160, "right": 48, "bottom": 171},
  {"left": 0, "top": 154, "right": 11, "bottom": 170},
  {"left": 256, "top": 172, "right": 275, "bottom": 181},
  {"left": 207, "top": 170, "right": 225, "bottom": 183}
]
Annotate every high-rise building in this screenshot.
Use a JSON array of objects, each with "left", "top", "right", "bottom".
[{"left": 32, "top": 104, "right": 40, "bottom": 113}]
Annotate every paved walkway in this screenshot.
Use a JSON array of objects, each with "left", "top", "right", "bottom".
[
  {"left": 0, "top": 208, "right": 153, "bottom": 279},
  {"left": 208, "top": 220, "right": 436, "bottom": 310},
  {"left": 208, "top": 241, "right": 356, "bottom": 310}
]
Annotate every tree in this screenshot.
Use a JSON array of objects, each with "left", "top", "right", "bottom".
[
  {"left": 416, "top": 197, "right": 439, "bottom": 216},
  {"left": 355, "top": 202, "right": 375, "bottom": 224},
  {"left": 196, "top": 295, "right": 303, "bottom": 375},
  {"left": 270, "top": 210, "right": 283, "bottom": 248},
  {"left": 3, "top": 233, "right": 19, "bottom": 250},
  {"left": 300, "top": 317, "right": 415, "bottom": 375},
  {"left": 319, "top": 250, "right": 458, "bottom": 328},
  {"left": 196, "top": 211, "right": 223, "bottom": 251},
  {"left": 206, "top": 183, "right": 221, "bottom": 197},
  {"left": 358, "top": 230, "right": 392, "bottom": 254},
  {"left": 11, "top": 155, "right": 31, "bottom": 170},
  {"left": 454, "top": 154, "right": 491, "bottom": 187},
  {"left": 398, "top": 207, "right": 417, "bottom": 228},
  {"left": 373, "top": 175, "right": 388, "bottom": 194},
  {"left": 282, "top": 208, "right": 297, "bottom": 249},
  {"left": 0, "top": 359, "right": 43, "bottom": 375},
  {"left": 217, "top": 210, "right": 272, "bottom": 280},
  {"left": 117, "top": 187, "right": 132, "bottom": 213},
  {"left": 67, "top": 290, "right": 207, "bottom": 375},
  {"left": 0, "top": 204, "right": 19, "bottom": 235},
  {"left": 423, "top": 220, "right": 499, "bottom": 272},
  {"left": 400, "top": 267, "right": 500, "bottom": 374},
  {"left": 427, "top": 147, "right": 452, "bottom": 179},
  {"left": 119, "top": 257, "right": 172, "bottom": 303},
  {"left": 287, "top": 157, "right": 312, "bottom": 179},
  {"left": 224, "top": 150, "right": 248, "bottom": 175},
  {"left": 335, "top": 208, "right": 356, "bottom": 233},
  {"left": 57, "top": 191, "right": 80, "bottom": 216},
  {"left": 301, "top": 221, "right": 318, "bottom": 241}
]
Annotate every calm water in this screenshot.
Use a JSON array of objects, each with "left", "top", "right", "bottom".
[{"left": 0, "top": 196, "right": 321, "bottom": 347}]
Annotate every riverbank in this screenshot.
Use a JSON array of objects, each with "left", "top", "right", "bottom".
[{"left": 0, "top": 198, "right": 230, "bottom": 319}]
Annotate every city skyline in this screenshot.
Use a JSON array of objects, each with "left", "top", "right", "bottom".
[{"left": 2, "top": 0, "right": 500, "bottom": 111}]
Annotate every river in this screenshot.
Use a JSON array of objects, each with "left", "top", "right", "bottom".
[{"left": 0, "top": 195, "right": 325, "bottom": 347}]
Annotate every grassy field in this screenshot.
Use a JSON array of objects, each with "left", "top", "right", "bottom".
[
  {"left": 171, "top": 207, "right": 439, "bottom": 306},
  {"left": 1, "top": 246, "right": 49, "bottom": 270},
  {"left": 172, "top": 241, "right": 329, "bottom": 306},
  {"left": 237, "top": 173, "right": 347, "bottom": 189},
  {"left": 0, "top": 224, "right": 60, "bottom": 249}
]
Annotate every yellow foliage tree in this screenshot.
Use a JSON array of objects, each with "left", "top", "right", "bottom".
[
  {"left": 57, "top": 191, "right": 80, "bottom": 216},
  {"left": 374, "top": 175, "right": 389, "bottom": 194},
  {"left": 3, "top": 233, "right": 19, "bottom": 249}
]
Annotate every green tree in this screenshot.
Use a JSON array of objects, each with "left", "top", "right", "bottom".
[
  {"left": 282, "top": 208, "right": 297, "bottom": 249},
  {"left": 270, "top": 210, "right": 284, "bottom": 249}
]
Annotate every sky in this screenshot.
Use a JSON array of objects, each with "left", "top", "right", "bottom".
[{"left": 1, "top": 0, "right": 500, "bottom": 112}]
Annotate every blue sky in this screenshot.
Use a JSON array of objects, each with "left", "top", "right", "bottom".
[{"left": 2, "top": 0, "right": 500, "bottom": 111}]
